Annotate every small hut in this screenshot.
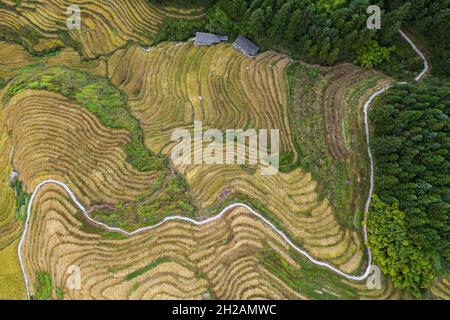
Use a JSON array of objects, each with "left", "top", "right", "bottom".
[
  {"left": 194, "top": 32, "right": 228, "bottom": 46},
  {"left": 233, "top": 36, "right": 259, "bottom": 56}
]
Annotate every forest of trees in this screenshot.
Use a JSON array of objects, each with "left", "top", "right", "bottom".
[
  {"left": 368, "top": 83, "right": 449, "bottom": 295},
  {"left": 151, "top": 0, "right": 449, "bottom": 73},
  {"left": 401, "top": 0, "right": 450, "bottom": 76}
]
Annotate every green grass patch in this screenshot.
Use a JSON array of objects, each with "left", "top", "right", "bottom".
[
  {"left": 100, "top": 231, "right": 128, "bottom": 241},
  {"left": 260, "top": 246, "right": 359, "bottom": 299},
  {"left": 73, "top": 210, "right": 103, "bottom": 235},
  {"left": 128, "top": 282, "right": 141, "bottom": 294},
  {"left": 91, "top": 174, "right": 196, "bottom": 231},
  {"left": 55, "top": 287, "right": 64, "bottom": 300},
  {"left": 74, "top": 210, "right": 146, "bottom": 240},
  {"left": 30, "top": 272, "right": 53, "bottom": 300},
  {"left": 353, "top": 210, "right": 363, "bottom": 229},
  {"left": 0, "top": 24, "right": 62, "bottom": 56},
  {"left": 9, "top": 177, "right": 30, "bottom": 221},
  {"left": 125, "top": 257, "right": 172, "bottom": 281}
]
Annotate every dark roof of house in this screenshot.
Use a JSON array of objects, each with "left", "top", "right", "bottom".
[
  {"left": 233, "top": 36, "right": 259, "bottom": 56},
  {"left": 195, "top": 32, "right": 228, "bottom": 45}
]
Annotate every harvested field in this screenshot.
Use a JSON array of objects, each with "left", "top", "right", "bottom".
[
  {"left": 0, "top": 0, "right": 204, "bottom": 58},
  {"left": 0, "top": 13, "right": 412, "bottom": 298},
  {"left": 43, "top": 48, "right": 107, "bottom": 77},
  {"left": 0, "top": 87, "right": 23, "bottom": 250},
  {"left": 0, "top": 87, "right": 25, "bottom": 299},
  {"left": 106, "top": 43, "right": 396, "bottom": 274},
  {"left": 108, "top": 42, "right": 296, "bottom": 157},
  {"left": 0, "top": 239, "right": 25, "bottom": 299},
  {"left": 0, "top": 42, "right": 105, "bottom": 81},
  {"left": 0, "top": 41, "right": 36, "bottom": 81},
  {"left": 183, "top": 162, "right": 365, "bottom": 274},
  {"left": 21, "top": 182, "right": 405, "bottom": 300},
  {"left": 4, "top": 90, "right": 159, "bottom": 207}
]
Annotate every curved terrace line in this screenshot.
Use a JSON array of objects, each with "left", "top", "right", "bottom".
[{"left": 17, "top": 29, "right": 428, "bottom": 299}]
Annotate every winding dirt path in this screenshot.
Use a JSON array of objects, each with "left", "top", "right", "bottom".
[{"left": 398, "top": 29, "right": 429, "bottom": 81}]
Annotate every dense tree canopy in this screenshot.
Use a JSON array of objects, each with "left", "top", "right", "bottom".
[
  {"left": 391, "top": 0, "right": 450, "bottom": 75},
  {"left": 369, "top": 82, "right": 450, "bottom": 295},
  {"left": 151, "top": 0, "right": 449, "bottom": 73},
  {"left": 368, "top": 196, "right": 435, "bottom": 295},
  {"left": 206, "top": 0, "right": 378, "bottom": 65}
]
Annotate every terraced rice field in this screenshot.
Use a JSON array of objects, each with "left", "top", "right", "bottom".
[
  {"left": 4, "top": 90, "right": 160, "bottom": 207},
  {"left": 0, "top": 41, "right": 37, "bottom": 81},
  {"left": 106, "top": 42, "right": 393, "bottom": 274},
  {"left": 185, "top": 164, "right": 365, "bottom": 273},
  {"left": 21, "top": 182, "right": 409, "bottom": 300},
  {"left": 0, "top": 87, "right": 23, "bottom": 250},
  {"left": 0, "top": 85, "right": 26, "bottom": 299},
  {"left": 0, "top": 40, "right": 106, "bottom": 80},
  {"left": 0, "top": 2, "right": 429, "bottom": 299},
  {"left": 0, "top": 42, "right": 411, "bottom": 299},
  {"left": 0, "top": 0, "right": 204, "bottom": 58},
  {"left": 108, "top": 42, "right": 295, "bottom": 156}
]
